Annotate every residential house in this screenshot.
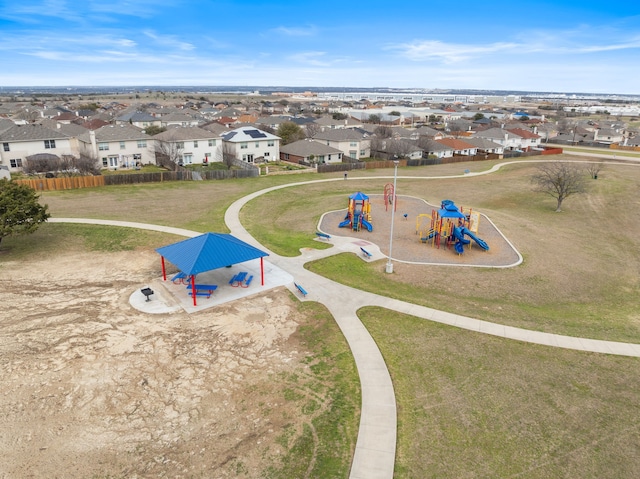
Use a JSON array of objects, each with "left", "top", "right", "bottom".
[
  {"left": 435, "top": 138, "right": 478, "bottom": 156},
  {"left": 221, "top": 126, "right": 280, "bottom": 163},
  {"left": 311, "top": 129, "right": 370, "bottom": 160},
  {"left": 592, "top": 127, "right": 625, "bottom": 145},
  {"left": 474, "top": 127, "right": 523, "bottom": 151},
  {"left": 159, "top": 112, "right": 201, "bottom": 128},
  {"left": 505, "top": 127, "right": 541, "bottom": 150},
  {"left": 419, "top": 139, "right": 454, "bottom": 159},
  {"left": 153, "top": 126, "right": 223, "bottom": 165},
  {"left": 464, "top": 137, "right": 504, "bottom": 155},
  {"left": 313, "top": 115, "right": 363, "bottom": 131},
  {"left": 0, "top": 124, "right": 75, "bottom": 171},
  {"left": 78, "top": 124, "right": 154, "bottom": 169},
  {"left": 114, "top": 111, "right": 162, "bottom": 129},
  {"left": 417, "top": 126, "right": 446, "bottom": 140},
  {"left": 279, "top": 138, "right": 343, "bottom": 165}
]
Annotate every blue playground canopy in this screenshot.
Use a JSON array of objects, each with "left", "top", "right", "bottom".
[
  {"left": 349, "top": 191, "right": 369, "bottom": 201},
  {"left": 438, "top": 200, "right": 466, "bottom": 219},
  {"left": 156, "top": 232, "right": 269, "bottom": 276}
]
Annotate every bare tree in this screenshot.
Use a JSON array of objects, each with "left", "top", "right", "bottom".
[
  {"left": 221, "top": 141, "right": 237, "bottom": 169},
  {"left": 586, "top": 162, "right": 604, "bottom": 180},
  {"left": 531, "top": 162, "right": 587, "bottom": 212},
  {"left": 155, "top": 140, "right": 184, "bottom": 166},
  {"left": 305, "top": 122, "right": 321, "bottom": 138},
  {"left": 374, "top": 126, "right": 393, "bottom": 138}
]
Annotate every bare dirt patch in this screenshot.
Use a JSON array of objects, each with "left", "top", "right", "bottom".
[{"left": 0, "top": 249, "right": 310, "bottom": 478}]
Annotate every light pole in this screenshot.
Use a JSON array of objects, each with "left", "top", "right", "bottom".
[{"left": 386, "top": 159, "right": 399, "bottom": 273}]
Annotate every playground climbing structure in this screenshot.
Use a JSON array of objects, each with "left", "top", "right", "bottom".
[{"left": 339, "top": 191, "right": 373, "bottom": 232}]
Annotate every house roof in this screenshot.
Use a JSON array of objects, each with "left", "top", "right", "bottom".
[
  {"left": 79, "top": 124, "right": 150, "bottom": 143},
  {"left": 312, "top": 128, "right": 367, "bottom": 142},
  {"left": 156, "top": 232, "right": 269, "bottom": 276},
  {"left": 115, "top": 111, "right": 158, "bottom": 122},
  {"left": 435, "top": 138, "right": 477, "bottom": 150},
  {"left": 153, "top": 126, "right": 220, "bottom": 141},
  {"left": 506, "top": 127, "right": 540, "bottom": 139},
  {"left": 0, "top": 124, "right": 70, "bottom": 142},
  {"left": 221, "top": 126, "right": 280, "bottom": 143},
  {"left": 464, "top": 137, "right": 503, "bottom": 150},
  {"left": 420, "top": 139, "right": 453, "bottom": 152},
  {"left": 282, "top": 139, "right": 343, "bottom": 156}
]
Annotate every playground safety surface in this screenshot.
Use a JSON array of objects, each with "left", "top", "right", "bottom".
[{"left": 319, "top": 195, "right": 521, "bottom": 267}]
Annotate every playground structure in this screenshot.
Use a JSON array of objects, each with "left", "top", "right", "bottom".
[
  {"left": 384, "top": 183, "right": 397, "bottom": 212},
  {"left": 417, "top": 200, "right": 489, "bottom": 254},
  {"left": 339, "top": 191, "right": 373, "bottom": 232}
]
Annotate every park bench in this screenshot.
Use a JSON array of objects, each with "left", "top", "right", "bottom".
[
  {"left": 360, "top": 247, "right": 373, "bottom": 259},
  {"left": 229, "top": 271, "right": 248, "bottom": 287},
  {"left": 241, "top": 275, "right": 254, "bottom": 288},
  {"left": 315, "top": 231, "right": 331, "bottom": 241},
  {"left": 294, "top": 282, "right": 308, "bottom": 297}
]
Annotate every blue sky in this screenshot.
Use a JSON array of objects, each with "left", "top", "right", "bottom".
[{"left": 1, "top": 0, "right": 639, "bottom": 94}]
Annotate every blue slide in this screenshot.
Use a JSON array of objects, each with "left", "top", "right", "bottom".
[
  {"left": 453, "top": 226, "right": 489, "bottom": 253},
  {"left": 339, "top": 219, "right": 351, "bottom": 228},
  {"left": 361, "top": 219, "right": 373, "bottom": 232}
]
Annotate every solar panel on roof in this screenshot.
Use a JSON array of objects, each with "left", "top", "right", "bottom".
[
  {"left": 223, "top": 131, "right": 237, "bottom": 140},
  {"left": 246, "top": 129, "right": 267, "bottom": 138}
]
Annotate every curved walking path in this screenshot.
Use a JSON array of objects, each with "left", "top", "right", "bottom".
[{"left": 51, "top": 159, "right": 640, "bottom": 479}]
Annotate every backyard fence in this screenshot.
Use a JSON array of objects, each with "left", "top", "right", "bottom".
[{"left": 14, "top": 175, "right": 106, "bottom": 191}]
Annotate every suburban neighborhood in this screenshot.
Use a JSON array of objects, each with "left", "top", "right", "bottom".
[{"left": 2, "top": 89, "right": 639, "bottom": 177}]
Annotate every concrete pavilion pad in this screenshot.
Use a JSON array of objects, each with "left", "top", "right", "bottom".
[{"left": 129, "top": 259, "right": 294, "bottom": 314}]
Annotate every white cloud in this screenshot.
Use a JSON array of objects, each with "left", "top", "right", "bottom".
[
  {"left": 388, "top": 40, "right": 521, "bottom": 63},
  {"left": 271, "top": 25, "right": 317, "bottom": 36},
  {"left": 143, "top": 30, "right": 195, "bottom": 51}
]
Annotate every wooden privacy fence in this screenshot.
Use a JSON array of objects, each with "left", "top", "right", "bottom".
[{"left": 15, "top": 175, "right": 105, "bottom": 191}]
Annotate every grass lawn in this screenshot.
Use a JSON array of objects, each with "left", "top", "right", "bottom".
[
  {"left": 27, "top": 155, "right": 640, "bottom": 476},
  {"left": 360, "top": 306, "right": 640, "bottom": 479}
]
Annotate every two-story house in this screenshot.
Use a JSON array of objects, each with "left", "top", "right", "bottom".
[
  {"left": 474, "top": 127, "right": 523, "bottom": 151},
  {"left": 153, "top": 126, "right": 224, "bottom": 165},
  {"left": 0, "top": 124, "right": 75, "bottom": 171},
  {"left": 78, "top": 124, "right": 154, "bottom": 169},
  {"left": 221, "top": 126, "right": 280, "bottom": 163},
  {"left": 311, "top": 129, "right": 370, "bottom": 160},
  {"left": 505, "top": 128, "right": 541, "bottom": 150}
]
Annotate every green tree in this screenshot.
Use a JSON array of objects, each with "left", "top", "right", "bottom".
[
  {"left": 368, "top": 114, "right": 381, "bottom": 124},
  {"left": 143, "top": 125, "right": 166, "bottom": 136},
  {"left": 473, "top": 113, "right": 485, "bottom": 120},
  {"left": 0, "top": 179, "right": 50, "bottom": 247},
  {"left": 276, "top": 122, "right": 305, "bottom": 145}
]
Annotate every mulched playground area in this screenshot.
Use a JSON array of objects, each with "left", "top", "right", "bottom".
[{"left": 319, "top": 195, "right": 521, "bottom": 267}]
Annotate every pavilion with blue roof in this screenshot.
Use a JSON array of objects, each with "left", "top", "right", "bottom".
[{"left": 156, "top": 232, "right": 269, "bottom": 306}]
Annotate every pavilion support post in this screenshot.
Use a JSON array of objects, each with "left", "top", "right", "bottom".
[
  {"left": 260, "top": 257, "right": 264, "bottom": 286},
  {"left": 191, "top": 275, "right": 197, "bottom": 306},
  {"left": 161, "top": 257, "right": 166, "bottom": 280}
]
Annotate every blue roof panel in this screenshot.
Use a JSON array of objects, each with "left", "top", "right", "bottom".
[{"left": 156, "top": 233, "right": 269, "bottom": 276}]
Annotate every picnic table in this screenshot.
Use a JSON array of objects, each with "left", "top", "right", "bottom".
[
  {"left": 186, "top": 283, "right": 218, "bottom": 298},
  {"left": 186, "top": 284, "right": 218, "bottom": 293},
  {"left": 229, "top": 271, "right": 248, "bottom": 287}
]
